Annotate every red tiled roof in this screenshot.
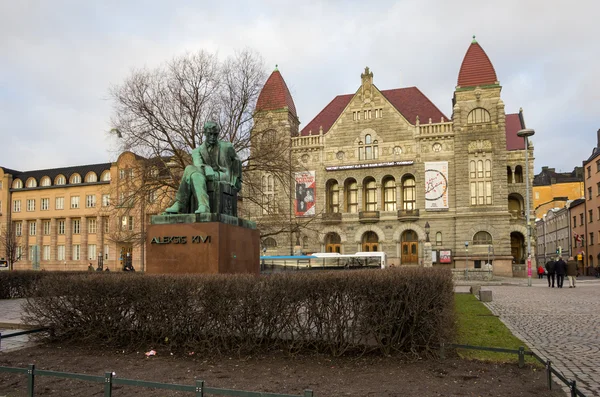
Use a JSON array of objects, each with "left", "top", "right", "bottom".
[
  {"left": 255, "top": 70, "right": 297, "bottom": 117},
  {"left": 506, "top": 113, "right": 526, "bottom": 150},
  {"left": 457, "top": 41, "right": 498, "bottom": 87},
  {"left": 300, "top": 87, "right": 448, "bottom": 136}
]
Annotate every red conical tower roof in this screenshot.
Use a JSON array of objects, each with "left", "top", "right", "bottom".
[
  {"left": 256, "top": 67, "right": 297, "bottom": 117},
  {"left": 457, "top": 36, "right": 498, "bottom": 88}
]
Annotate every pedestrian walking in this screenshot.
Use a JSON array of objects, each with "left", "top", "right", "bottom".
[
  {"left": 554, "top": 256, "right": 567, "bottom": 288},
  {"left": 566, "top": 256, "right": 578, "bottom": 288},
  {"left": 545, "top": 259, "right": 556, "bottom": 288},
  {"left": 87, "top": 263, "right": 94, "bottom": 272},
  {"left": 537, "top": 265, "right": 545, "bottom": 279}
]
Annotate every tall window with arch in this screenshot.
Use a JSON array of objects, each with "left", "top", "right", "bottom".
[
  {"left": 473, "top": 231, "right": 492, "bottom": 245},
  {"left": 467, "top": 108, "right": 491, "bottom": 124},
  {"left": 358, "top": 134, "right": 378, "bottom": 160},
  {"left": 345, "top": 179, "right": 358, "bottom": 213},
  {"left": 261, "top": 174, "right": 275, "bottom": 214},
  {"left": 436, "top": 232, "right": 442, "bottom": 246},
  {"left": 506, "top": 166, "right": 513, "bottom": 184},
  {"left": 363, "top": 178, "right": 377, "bottom": 211},
  {"left": 402, "top": 175, "right": 416, "bottom": 210},
  {"left": 325, "top": 232, "right": 341, "bottom": 253},
  {"left": 514, "top": 165, "right": 523, "bottom": 183},
  {"left": 382, "top": 176, "right": 396, "bottom": 211},
  {"left": 469, "top": 158, "right": 493, "bottom": 205},
  {"left": 326, "top": 180, "right": 339, "bottom": 213}
]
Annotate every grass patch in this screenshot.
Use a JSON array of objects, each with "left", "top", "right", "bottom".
[{"left": 454, "top": 293, "right": 537, "bottom": 364}]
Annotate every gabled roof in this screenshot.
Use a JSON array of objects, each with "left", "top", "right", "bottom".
[
  {"left": 505, "top": 113, "right": 526, "bottom": 151},
  {"left": 10, "top": 163, "right": 112, "bottom": 187},
  {"left": 457, "top": 38, "right": 498, "bottom": 88},
  {"left": 255, "top": 69, "right": 297, "bottom": 118},
  {"left": 300, "top": 87, "right": 448, "bottom": 136}
]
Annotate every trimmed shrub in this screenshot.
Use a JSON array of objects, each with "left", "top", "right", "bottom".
[{"left": 23, "top": 268, "right": 454, "bottom": 356}]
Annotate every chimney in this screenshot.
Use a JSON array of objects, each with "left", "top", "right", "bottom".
[
  {"left": 597, "top": 128, "right": 600, "bottom": 148},
  {"left": 542, "top": 166, "right": 548, "bottom": 171}
]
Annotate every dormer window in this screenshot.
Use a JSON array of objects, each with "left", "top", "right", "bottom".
[
  {"left": 85, "top": 172, "right": 98, "bottom": 183},
  {"left": 40, "top": 176, "right": 51, "bottom": 186},
  {"left": 70, "top": 173, "right": 82, "bottom": 184},
  {"left": 26, "top": 178, "right": 37, "bottom": 188},
  {"left": 12, "top": 179, "right": 23, "bottom": 189},
  {"left": 55, "top": 175, "right": 66, "bottom": 185}
]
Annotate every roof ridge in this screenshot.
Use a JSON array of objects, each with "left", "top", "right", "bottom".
[{"left": 14, "top": 162, "right": 112, "bottom": 174}]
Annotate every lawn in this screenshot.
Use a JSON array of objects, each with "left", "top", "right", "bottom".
[{"left": 454, "top": 293, "right": 537, "bottom": 364}]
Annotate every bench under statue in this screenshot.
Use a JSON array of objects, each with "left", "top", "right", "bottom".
[{"left": 164, "top": 121, "right": 241, "bottom": 217}]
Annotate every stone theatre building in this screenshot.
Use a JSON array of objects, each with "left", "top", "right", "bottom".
[{"left": 249, "top": 38, "right": 534, "bottom": 276}]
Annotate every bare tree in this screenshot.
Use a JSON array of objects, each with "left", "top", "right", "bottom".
[
  {"left": 0, "top": 224, "right": 22, "bottom": 271},
  {"left": 108, "top": 48, "right": 311, "bottom": 240}
]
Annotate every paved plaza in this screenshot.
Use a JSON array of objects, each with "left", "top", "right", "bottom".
[{"left": 485, "top": 277, "right": 600, "bottom": 397}]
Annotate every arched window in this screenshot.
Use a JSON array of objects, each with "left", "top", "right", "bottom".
[
  {"left": 326, "top": 180, "right": 339, "bottom": 213},
  {"left": 436, "top": 232, "right": 442, "bottom": 246},
  {"left": 507, "top": 166, "right": 513, "bottom": 184},
  {"left": 262, "top": 174, "right": 275, "bottom": 214},
  {"left": 263, "top": 237, "right": 277, "bottom": 248},
  {"left": 467, "top": 108, "right": 491, "bottom": 124},
  {"left": 362, "top": 231, "right": 379, "bottom": 252},
  {"left": 40, "top": 176, "right": 51, "bottom": 187},
  {"left": 26, "top": 178, "right": 37, "bottom": 188},
  {"left": 358, "top": 134, "right": 379, "bottom": 160},
  {"left": 473, "top": 231, "right": 493, "bottom": 245},
  {"left": 70, "top": 173, "right": 82, "bottom": 184},
  {"left": 508, "top": 194, "right": 522, "bottom": 217},
  {"left": 382, "top": 177, "right": 396, "bottom": 211},
  {"left": 325, "top": 232, "right": 341, "bottom": 253},
  {"left": 85, "top": 172, "right": 98, "bottom": 183},
  {"left": 101, "top": 171, "right": 111, "bottom": 181},
  {"left": 514, "top": 166, "right": 523, "bottom": 183},
  {"left": 363, "top": 178, "right": 377, "bottom": 211},
  {"left": 402, "top": 175, "right": 416, "bottom": 210},
  {"left": 470, "top": 160, "right": 493, "bottom": 205},
  {"left": 55, "top": 175, "right": 66, "bottom": 185},
  {"left": 345, "top": 179, "right": 358, "bottom": 213},
  {"left": 12, "top": 179, "right": 23, "bottom": 189}
]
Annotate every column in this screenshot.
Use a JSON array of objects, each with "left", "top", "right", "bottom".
[
  {"left": 357, "top": 184, "right": 363, "bottom": 212},
  {"left": 50, "top": 218, "right": 57, "bottom": 264},
  {"left": 22, "top": 221, "right": 29, "bottom": 264},
  {"left": 65, "top": 217, "right": 72, "bottom": 262},
  {"left": 376, "top": 183, "right": 382, "bottom": 211},
  {"left": 81, "top": 216, "right": 88, "bottom": 265},
  {"left": 36, "top": 219, "right": 42, "bottom": 265},
  {"left": 337, "top": 185, "right": 344, "bottom": 213}
]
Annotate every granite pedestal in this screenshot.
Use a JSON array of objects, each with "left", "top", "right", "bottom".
[{"left": 146, "top": 213, "right": 259, "bottom": 275}]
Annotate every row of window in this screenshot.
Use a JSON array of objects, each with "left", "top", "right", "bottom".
[
  {"left": 585, "top": 159, "right": 600, "bottom": 178},
  {"left": 13, "top": 216, "right": 135, "bottom": 236},
  {"left": 352, "top": 108, "right": 384, "bottom": 121},
  {"left": 12, "top": 194, "right": 110, "bottom": 212},
  {"left": 17, "top": 244, "right": 111, "bottom": 262},
  {"left": 12, "top": 171, "right": 111, "bottom": 189}
]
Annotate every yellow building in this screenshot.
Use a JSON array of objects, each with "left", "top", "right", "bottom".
[
  {"left": 533, "top": 166, "right": 584, "bottom": 217},
  {"left": 0, "top": 151, "right": 163, "bottom": 271}
]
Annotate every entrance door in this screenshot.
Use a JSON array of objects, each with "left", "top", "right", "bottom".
[
  {"left": 362, "top": 231, "right": 379, "bottom": 252},
  {"left": 326, "top": 233, "right": 341, "bottom": 253},
  {"left": 401, "top": 230, "right": 418, "bottom": 264},
  {"left": 510, "top": 232, "right": 524, "bottom": 263}
]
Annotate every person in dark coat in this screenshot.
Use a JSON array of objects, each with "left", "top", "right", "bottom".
[
  {"left": 545, "top": 260, "right": 556, "bottom": 288},
  {"left": 566, "top": 257, "right": 578, "bottom": 288},
  {"left": 554, "top": 256, "right": 567, "bottom": 288}
]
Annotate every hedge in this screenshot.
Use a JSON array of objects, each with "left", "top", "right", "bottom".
[{"left": 23, "top": 268, "right": 455, "bottom": 356}]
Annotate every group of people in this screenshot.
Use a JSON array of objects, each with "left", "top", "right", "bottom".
[
  {"left": 87, "top": 263, "right": 110, "bottom": 272},
  {"left": 539, "top": 257, "right": 579, "bottom": 288}
]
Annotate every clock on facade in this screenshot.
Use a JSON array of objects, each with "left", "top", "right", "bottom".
[{"left": 424, "top": 169, "right": 448, "bottom": 201}]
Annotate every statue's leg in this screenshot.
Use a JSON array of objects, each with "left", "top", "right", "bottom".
[
  {"left": 190, "top": 171, "right": 210, "bottom": 213},
  {"left": 164, "top": 166, "right": 194, "bottom": 213}
]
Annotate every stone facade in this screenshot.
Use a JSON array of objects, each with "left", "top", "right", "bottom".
[{"left": 248, "top": 40, "right": 534, "bottom": 276}]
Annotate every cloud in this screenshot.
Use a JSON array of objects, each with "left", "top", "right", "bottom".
[{"left": 0, "top": 0, "right": 598, "bottom": 174}]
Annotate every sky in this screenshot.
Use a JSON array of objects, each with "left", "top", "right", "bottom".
[{"left": 1, "top": 0, "right": 598, "bottom": 174}]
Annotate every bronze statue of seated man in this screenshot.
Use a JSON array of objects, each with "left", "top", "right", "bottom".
[{"left": 165, "top": 121, "right": 242, "bottom": 214}]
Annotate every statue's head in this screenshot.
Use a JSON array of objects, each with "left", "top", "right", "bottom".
[{"left": 203, "top": 121, "right": 220, "bottom": 146}]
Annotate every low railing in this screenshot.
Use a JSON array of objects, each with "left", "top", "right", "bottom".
[
  {"left": 358, "top": 210, "right": 380, "bottom": 223},
  {"left": 440, "top": 343, "right": 588, "bottom": 397},
  {"left": 0, "top": 364, "right": 314, "bottom": 397},
  {"left": 418, "top": 121, "right": 453, "bottom": 135},
  {"left": 291, "top": 134, "right": 323, "bottom": 147},
  {"left": 321, "top": 212, "right": 342, "bottom": 223}
]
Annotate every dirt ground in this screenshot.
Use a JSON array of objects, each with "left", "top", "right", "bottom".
[{"left": 0, "top": 345, "right": 566, "bottom": 397}]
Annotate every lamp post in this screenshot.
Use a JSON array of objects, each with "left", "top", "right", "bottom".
[
  {"left": 517, "top": 128, "right": 535, "bottom": 287},
  {"left": 97, "top": 251, "right": 103, "bottom": 271},
  {"left": 425, "top": 222, "right": 430, "bottom": 242},
  {"left": 464, "top": 241, "right": 469, "bottom": 279},
  {"left": 423, "top": 222, "right": 432, "bottom": 267}
]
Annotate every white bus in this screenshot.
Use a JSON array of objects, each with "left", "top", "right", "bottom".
[{"left": 312, "top": 252, "right": 387, "bottom": 269}]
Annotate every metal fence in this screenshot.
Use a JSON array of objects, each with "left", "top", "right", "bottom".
[
  {"left": 440, "top": 343, "right": 587, "bottom": 397},
  {"left": 0, "top": 363, "right": 313, "bottom": 397}
]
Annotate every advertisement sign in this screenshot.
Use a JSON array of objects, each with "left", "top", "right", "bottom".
[
  {"left": 424, "top": 161, "right": 449, "bottom": 210},
  {"left": 527, "top": 257, "right": 532, "bottom": 277},
  {"left": 439, "top": 250, "right": 452, "bottom": 264},
  {"left": 295, "top": 171, "right": 316, "bottom": 217}
]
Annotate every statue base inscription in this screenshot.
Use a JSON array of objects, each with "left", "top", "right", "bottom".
[{"left": 146, "top": 214, "right": 259, "bottom": 275}]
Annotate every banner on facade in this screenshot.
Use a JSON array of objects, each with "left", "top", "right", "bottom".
[
  {"left": 439, "top": 250, "right": 452, "bottom": 264},
  {"left": 295, "top": 171, "right": 316, "bottom": 217},
  {"left": 424, "top": 161, "right": 449, "bottom": 210}
]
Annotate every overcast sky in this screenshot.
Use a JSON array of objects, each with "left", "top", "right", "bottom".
[{"left": 1, "top": 0, "right": 598, "bottom": 174}]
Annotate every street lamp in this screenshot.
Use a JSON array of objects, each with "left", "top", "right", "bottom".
[
  {"left": 425, "top": 222, "right": 430, "bottom": 243},
  {"left": 517, "top": 128, "right": 535, "bottom": 287},
  {"left": 97, "top": 251, "right": 103, "bottom": 270},
  {"left": 465, "top": 241, "right": 469, "bottom": 279}
]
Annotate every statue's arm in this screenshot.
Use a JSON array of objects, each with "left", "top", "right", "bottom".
[{"left": 192, "top": 147, "right": 204, "bottom": 167}]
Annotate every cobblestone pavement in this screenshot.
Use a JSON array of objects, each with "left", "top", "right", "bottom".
[{"left": 485, "top": 277, "right": 600, "bottom": 397}]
